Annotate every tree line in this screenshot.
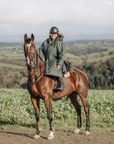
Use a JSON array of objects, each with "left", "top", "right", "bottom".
[
  {"left": 0, "top": 56, "right": 114, "bottom": 89},
  {"left": 67, "top": 57, "right": 114, "bottom": 89}
]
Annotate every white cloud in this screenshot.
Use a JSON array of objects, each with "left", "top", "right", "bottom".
[
  {"left": 0, "top": 0, "right": 114, "bottom": 39},
  {"left": 104, "top": 0, "right": 114, "bottom": 6}
]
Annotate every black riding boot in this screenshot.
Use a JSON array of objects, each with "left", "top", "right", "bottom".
[{"left": 56, "top": 77, "right": 65, "bottom": 91}]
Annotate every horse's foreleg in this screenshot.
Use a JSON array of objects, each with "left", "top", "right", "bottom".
[
  {"left": 31, "top": 96, "right": 41, "bottom": 139},
  {"left": 69, "top": 92, "right": 81, "bottom": 134},
  {"left": 44, "top": 97, "right": 55, "bottom": 140},
  {"left": 79, "top": 93, "right": 90, "bottom": 135}
]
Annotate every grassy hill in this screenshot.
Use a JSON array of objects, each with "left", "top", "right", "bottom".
[
  {"left": 66, "top": 40, "right": 114, "bottom": 56},
  {"left": 0, "top": 39, "right": 114, "bottom": 89},
  {"left": 1, "top": 39, "right": 114, "bottom": 59},
  {"left": 0, "top": 63, "right": 25, "bottom": 69}
]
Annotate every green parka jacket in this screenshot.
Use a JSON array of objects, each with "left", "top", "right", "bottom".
[{"left": 39, "top": 35, "right": 70, "bottom": 77}]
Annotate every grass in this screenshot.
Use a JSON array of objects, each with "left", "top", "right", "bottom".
[
  {"left": 0, "top": 89, "right": 114, "bottom": 130},
  {"left": 71, "top": 41, "right": 114, "bottom": 51},
  {"left": 65, "top": 53, "right": 76, "bottom": 58},
  {"left": 0, "top": 63, "right": 26, "bottom": 69},
  {"left": 0, "top": 54, "right": 76, "bottom": 62},
  {"left": 0, "top": 52, "right": 75, "bottom": 60},
  {"left": 0, "top": 53, "right": 25, "bottom": 59}
]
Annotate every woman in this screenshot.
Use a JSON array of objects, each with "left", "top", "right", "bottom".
[{"left": 39, "top": 26, "right": 70, "bottom": 91}]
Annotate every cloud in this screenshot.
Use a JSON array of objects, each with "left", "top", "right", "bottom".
[
  {"left": 0, "top": 0, "right": 114, "bottom": 39},
  {"left": 105, "top": 0, "right": 114, "bottom": 6}
]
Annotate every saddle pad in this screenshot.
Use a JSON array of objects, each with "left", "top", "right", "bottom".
[{"left": 63, "top": 72, "right": 70, "bottom": 77}]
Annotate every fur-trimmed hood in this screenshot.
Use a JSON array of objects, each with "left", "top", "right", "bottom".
[{"left": 58, "top": 33, "right": 64, "bottom": 41}]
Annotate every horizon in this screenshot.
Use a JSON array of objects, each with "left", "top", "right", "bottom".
[{"left": 0, "top": 35, "right": 114, "bottom": 43}]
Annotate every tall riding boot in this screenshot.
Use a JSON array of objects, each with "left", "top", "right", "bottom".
[{"left": 56, "top": 77, "right": 65, "bottom": 91}]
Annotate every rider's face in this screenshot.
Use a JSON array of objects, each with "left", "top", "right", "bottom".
[{"left": 50, "top": 33, "right": 58, "bottom": 40}]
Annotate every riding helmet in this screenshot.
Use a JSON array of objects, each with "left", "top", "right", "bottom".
[{"left": 50, "top": 27, "right": 59, "bottom": 34}]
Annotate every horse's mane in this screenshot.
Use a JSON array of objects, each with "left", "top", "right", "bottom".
[{"left": 35, "top": 49, "right": 44, "bottom": 63}]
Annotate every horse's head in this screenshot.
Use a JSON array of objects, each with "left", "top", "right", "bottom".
[{"left": 24, "top": 34, "right": 35, "bottom": 66}]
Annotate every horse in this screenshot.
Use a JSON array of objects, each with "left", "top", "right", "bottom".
[{"left": 23, "top": 34, "right": 90, "bottom": 140}]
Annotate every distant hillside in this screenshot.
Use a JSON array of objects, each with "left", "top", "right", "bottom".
[
  {"left": 0, "top": 39, "right": 114, "bottom": 56},
  {"left": 67, "top": 47, "right": 108, "bottom": 56},
  {"left": 0, "top": 42, "right": 41, "bottom": 49},
  {"left": 66, "top": 39, "right": 114, "bottom": 55},
  {"left": 0, "top": 39, "right": 104, "bottom": 48},
  {"left": 64, "top": 39, "right": 99, "bottom": 44}
]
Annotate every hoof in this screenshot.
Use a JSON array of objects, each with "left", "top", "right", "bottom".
[
  {"left": 47, "top": 136, "right": 54, "bottom": 140},
  {"left": 47, "top": 131, "right": 54, "bottom": 140},
  {"left": 33, "top": 134, "right": 40, "bottom": 139},
  {"left": 74, "top": 128, "right": 80, "bottom": 134},
  {"left": 85, "top": 131, "right": 90, "bottom": 136}
]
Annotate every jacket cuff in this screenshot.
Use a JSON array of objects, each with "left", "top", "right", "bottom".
[{"left": 57, "top": 59, "right": 63, "bottom": 66}]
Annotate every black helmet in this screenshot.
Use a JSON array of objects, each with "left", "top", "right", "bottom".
[{"left": 50, "top": 26, "right": 59, "bottom": 34}]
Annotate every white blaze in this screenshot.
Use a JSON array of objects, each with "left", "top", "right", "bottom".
[
  {"left": 27, "top": 56, "right": 30, "bottom": 63},
  {"left": 27, "top": 43, "right": 31, "bottom": 48}
]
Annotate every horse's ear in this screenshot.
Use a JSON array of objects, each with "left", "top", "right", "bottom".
[
  {"left": 31, "top": 34, "right": 34, "bottom": 41},
  {"left": 24, "top": 34, "right": 27, "bottom": 41}
]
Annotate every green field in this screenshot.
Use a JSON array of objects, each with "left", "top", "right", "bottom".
[
  {"left": 0, "top": 52, "right": 75, "bottom": 60},
  {"left": 0, "top": 53, "right": 25, "bottom": 59},
  {"left": 0, "top": 63, "right": 26, "bottom": 69},
  {"left": 65, "top": 53, "right": 76, "bottom": 58},
  {"left": 0, "top": 89, "right": 114, "bottom": 130},
  {"left": 72, "top": 40, "right": 114, "bottom": 51}
]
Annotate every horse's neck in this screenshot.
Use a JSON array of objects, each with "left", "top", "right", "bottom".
[
  {"left": 35, "top": 49, "right": 43, "bottom": 67},
  {"left": 33, "top": 49, "right": 44, "bottom": 77}
]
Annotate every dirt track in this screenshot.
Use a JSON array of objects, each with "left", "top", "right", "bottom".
[{"left": 0, "top": 127, "right": 114, "bottom": 144}]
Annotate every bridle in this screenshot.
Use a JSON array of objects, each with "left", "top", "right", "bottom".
[
  {"left": 24, "top": 42, "right": 45, "bottom": 94},
  {"left": 24, "top": 42, "right": 43, "bottom": 68},
  {"left": 25, "top": 43, "right": 35, "bottom": 65}
]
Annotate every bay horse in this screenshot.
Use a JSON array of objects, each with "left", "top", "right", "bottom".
[{"left": 23, "top": 34, "right": 90, "bottom": 140}]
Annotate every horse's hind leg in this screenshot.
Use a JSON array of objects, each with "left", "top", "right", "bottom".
[
  {"left": 79, "top": 92, "right": 90, "bottom": 135},
  {"left": 69, "top": 91, "right": 82, "bottom": 134},
  {"left": 31, "top": 96, "right": 41, "bottom": 139}
]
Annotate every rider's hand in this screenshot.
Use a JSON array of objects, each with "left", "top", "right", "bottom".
[
  {"left": 57, "top": 65, "right": 61, "bottom": 69},
  {"left": 42, "top": 59, "right": 45, "bottom": 62}
]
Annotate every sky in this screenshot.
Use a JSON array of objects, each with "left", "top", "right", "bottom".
[{"left": 0, "top": 0, "right": 114, "bottom": 42}]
